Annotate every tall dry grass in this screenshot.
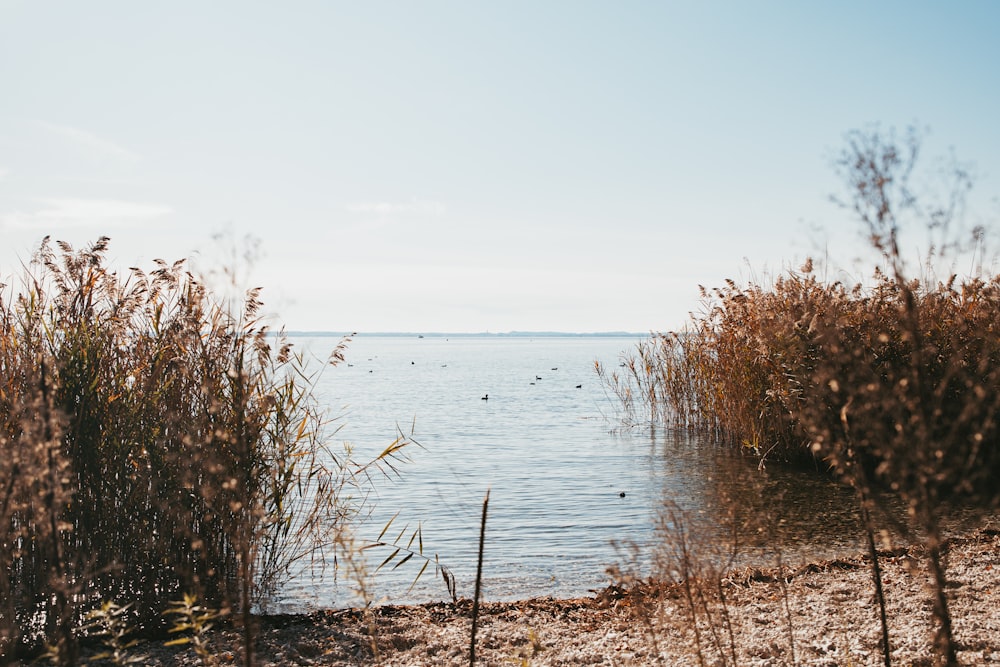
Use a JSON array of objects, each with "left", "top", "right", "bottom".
[
  {"left": 599, "top": 265, "right": 840, "bottom": 461},
  {"left": 603, "top": 127, "right": 999, "bottom": 666},
  {"left": 602, "top": 264, "right": 1000, "bottom": 474},
  {"left": 0, "top": 237, "right": 422, "bottom": 664}
]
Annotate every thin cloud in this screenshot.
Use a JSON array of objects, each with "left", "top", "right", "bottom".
[
  {"left": 0, "top": 198, "right": 171, "bottom": 230},
  {"left": 345, "top": 199, "right": 447, "bottom": 216},
  {"left": 33, "top": 120, "right": 139, "bottom": 161}
]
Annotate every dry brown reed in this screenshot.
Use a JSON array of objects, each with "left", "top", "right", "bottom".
[
  {"left": 0, "top": 237, "right": 426, "bottom": 664},
  {"left": 603, "top": 127, "right": 998, "bottom": 666}
]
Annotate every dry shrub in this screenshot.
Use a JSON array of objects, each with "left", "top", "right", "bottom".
[
  {"left": 598, "top": 264, "right": 841, "bottom": 462},
  {"left": 0, "top": 237, "right": 412, "bottom": 663},
  {"left": 603, "top": 127, "right": 998, "bottom": 666},
  {"left": 609, "top": 444, "right": 799, "bottom": 667}
]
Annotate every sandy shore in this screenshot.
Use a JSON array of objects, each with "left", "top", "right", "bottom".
[{"left": 88, "top": 527, "right": 998, "bottom": 666}]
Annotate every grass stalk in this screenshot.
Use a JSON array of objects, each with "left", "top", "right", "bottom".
[
  {"left": 0, "top": 236, "right": 441, "bottom": 659},
  {"left": 469, "top": 488, "right": 489, "bottom": 667}
]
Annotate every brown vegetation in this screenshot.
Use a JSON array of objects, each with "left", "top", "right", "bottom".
[
  {"left": 0, "top": 237, "right": 429, "bottom": 665},
  {"left": 600, "top": 127, "right": 999, "bottom": 665}
]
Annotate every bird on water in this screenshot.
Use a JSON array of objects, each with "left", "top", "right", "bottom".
[{"left": 481, "top": 394, "right": 489, "bottom": 400}]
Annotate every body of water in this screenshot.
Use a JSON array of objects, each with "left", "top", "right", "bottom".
[{"left": 270, "top": 333, "right": 912, "bottom": 611}]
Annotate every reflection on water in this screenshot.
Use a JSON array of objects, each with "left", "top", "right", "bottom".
[
  {"left": 644, "top": 430, "right": 866, "bottom": 563},
  {"left": 271, "top": 335, "right": 988, "bottom": 612}
]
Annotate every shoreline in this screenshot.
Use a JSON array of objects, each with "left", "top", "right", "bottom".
[{"left": 105, "top": 525, "right": 1000, "bottom": 666}]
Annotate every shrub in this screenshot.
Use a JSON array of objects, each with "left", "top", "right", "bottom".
[
  {"left": 0, "top": 237, "right": 408, "bottom": 662},
  {"left": 603, "top": 127, "right": 999, "bottom": 666}
]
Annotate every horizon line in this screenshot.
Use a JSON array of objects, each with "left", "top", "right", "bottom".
[{"left": 280, "top": 330, "right": 650, "bottom": 338}]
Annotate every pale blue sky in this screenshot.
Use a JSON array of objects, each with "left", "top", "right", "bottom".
[{"left": 2, "top": 1, "right": 998, "bottom": 332}]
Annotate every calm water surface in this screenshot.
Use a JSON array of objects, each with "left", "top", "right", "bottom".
[{"left": 272, "top": 334, "right": 893, "bottom": 611}]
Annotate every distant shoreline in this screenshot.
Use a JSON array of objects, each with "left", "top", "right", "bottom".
[{"left": 282, "top": 331, "right": 648, "bottom": 338}]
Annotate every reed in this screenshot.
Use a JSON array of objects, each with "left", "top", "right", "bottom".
[
  {"left": 601, "top": 135, "right": 1000, "bottom": 495},
  {"left": 797, "top": 128, "right": 998, "bottom": 665},
  {"left": 604, "top": 127, "right": 999, "bottom": 665},
  {"left": 0, "top": 237, "right": 418, "bottom": 663},
  {"left": 600, "top": 263, "right": 870, "bottom": 462}
]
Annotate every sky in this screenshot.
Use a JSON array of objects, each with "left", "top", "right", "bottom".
[{"left": 2, "top": 1, "right": 999, "bottom": 333}]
